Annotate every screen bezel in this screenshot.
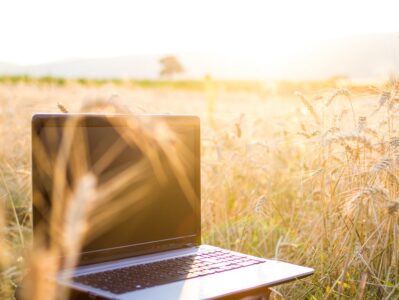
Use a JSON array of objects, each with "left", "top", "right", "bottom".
[{"left": 31, "top": 113, "right": 201, "bottom": 266}]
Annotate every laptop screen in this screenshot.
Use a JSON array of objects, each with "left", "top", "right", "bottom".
[{"left": 32, "top": 114, "right": 200, "bottom": 265}]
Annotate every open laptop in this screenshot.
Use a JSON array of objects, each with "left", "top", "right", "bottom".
[{"left": 32, "top": 113, "right": 313, "bottom": 300}]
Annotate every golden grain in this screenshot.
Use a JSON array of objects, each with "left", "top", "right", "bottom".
[{"left": 1, "top": 80, "right": 398, "bottom": 299}]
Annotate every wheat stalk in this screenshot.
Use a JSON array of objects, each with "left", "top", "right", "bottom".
[
  {"left": 358, "top": 116, "right": 367, "bottom": 133},
  {"left": 62, "top": 173, "right": 97, "bottom": 270},
  {"left": 324, "top": 133, "right": 373, "bottom": 149},
  {"left": 294, "top": 91, "right": 321, "bottom": 125},
  {"left": 371, "top": 91, "right": 391, "bottom": 116},
  {"left": 57, "top": 103, "right": 69, "bottom": 113},
  {"left": 326, "top": 88, "right": 350, "bottom": 106},
  {"left": 387, "top": 200, "right": 399, "bottom": 215},
  {"left": 345, "top": 186, "right": 390, "bottom": 215},
  {"left": 22, "top": 250, "right": 58, "bottom": 300},
  {"left": 371, "top": 158, "right": 392, "bottom": 173}
]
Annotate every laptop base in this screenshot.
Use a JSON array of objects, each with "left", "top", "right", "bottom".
[{"left": 60, "top": 245, "right": 313, "bottom": 300}]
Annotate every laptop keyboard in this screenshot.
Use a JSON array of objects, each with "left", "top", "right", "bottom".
[{"left": 72, "top": 249, "right": 265, "bottom": 294}]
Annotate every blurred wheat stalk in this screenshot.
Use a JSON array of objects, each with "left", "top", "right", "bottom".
[{"left": 17, "top": 102, "right": 192, "bottom": 300}]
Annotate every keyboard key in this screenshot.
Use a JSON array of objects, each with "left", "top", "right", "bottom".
[{"left": 73, "top": 249, "right": 265, "bottom": 294}]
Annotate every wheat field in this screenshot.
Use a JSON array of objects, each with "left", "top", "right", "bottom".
[{"left": 0, "top": 79, "right": 398, "bottom": 299}]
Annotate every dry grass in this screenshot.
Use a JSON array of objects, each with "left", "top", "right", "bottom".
[{"left": 0, "top": 79, "right": 398, "bottom": 299}]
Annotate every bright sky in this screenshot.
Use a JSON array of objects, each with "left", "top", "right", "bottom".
[{"left": 1, "top": 0, "right": 398, "bottom": 65}]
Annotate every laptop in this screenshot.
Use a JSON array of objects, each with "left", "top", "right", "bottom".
[{"left": 31, "top": 113, "right": 314, "bottom": 300}]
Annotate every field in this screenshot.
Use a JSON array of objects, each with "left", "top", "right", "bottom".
[{"left": 0, "top": 78, "right": 398, "bottom": 299}]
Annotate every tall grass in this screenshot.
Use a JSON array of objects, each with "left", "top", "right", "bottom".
[
  {"left": 202, "top": 82, "right": 399, "bottom": 298},
  {"left": 0, "top": 79, "right": 398, "bottom": 299}
]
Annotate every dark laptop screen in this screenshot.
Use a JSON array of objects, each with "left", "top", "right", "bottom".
[{"left": 32, "top": 115, "right": 200, "bottom": 265}]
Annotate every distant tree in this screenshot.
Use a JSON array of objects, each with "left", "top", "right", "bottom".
[{"left": 159, "top": 55, "right": 184, "bottom": 78}]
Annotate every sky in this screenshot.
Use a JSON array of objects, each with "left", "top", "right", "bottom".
[{"left": 1, "top": 0, "right": 399, "bottom": 66}]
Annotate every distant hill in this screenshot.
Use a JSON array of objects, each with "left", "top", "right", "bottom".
[
  {"left": 1, "top": 33, "right": 398, "bottom": 80},
  {"left": 0, "top": 62, "right": 23, "bottom": 74},
  {"left": 0, "top": 55, "right": 161, "bottom": 79}
]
